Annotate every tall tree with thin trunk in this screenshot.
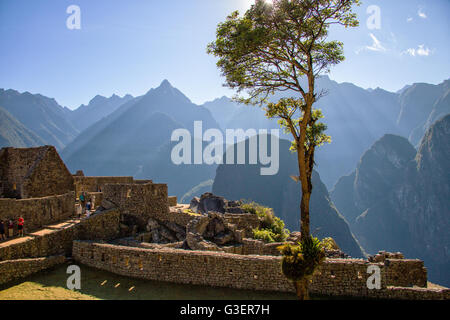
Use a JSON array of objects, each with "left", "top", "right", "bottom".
[{"left": 208, "top": 0, "right": 360, "bottom": 299}]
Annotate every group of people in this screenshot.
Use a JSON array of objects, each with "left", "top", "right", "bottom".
[
  {"left": 76, "top": 193, "right": 94, "bottom": 219},
  {"left": 0, "top": 217, "right": 25, "bottom": 241}
]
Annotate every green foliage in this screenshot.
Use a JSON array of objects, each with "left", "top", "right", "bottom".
[
  {"left": 252, "top": 229, "right": 278, "bottom": 243},
  {"left": 265, "top": 99, "right": 331, "bottom": 152},
  {"left": 278, "top": 236, "right": 326, "bottom": 281},
  {"left": 208, "top": 0, "right": 360, "bottom": 246},
  {"left": 207, "top": 0, "right": 360, "bottom": 105},
  {"left": 321, "top": 237, "right": 340, "bottom": 251},
  {"left": 242, "top": 201, "right": 289, "bottom": 243}
]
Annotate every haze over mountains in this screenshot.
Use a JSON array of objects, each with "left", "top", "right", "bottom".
[
  {"left": 212, "top": 137, "right": 365, "bottom": 258},
  {"left": 331, "top": 115, "right": 450, "bottom": 286},
  {"left": 0, "top": 88, "right": 79, "bottom": 150},
  {"left": 68, "top": 94, "right": 134, "bottom": 132},
  {"left": 0, "top": 77, "right": 448, "bottom": 281},
  {"left": 203, "top": 76, "right": 450, "bottom": 189}
]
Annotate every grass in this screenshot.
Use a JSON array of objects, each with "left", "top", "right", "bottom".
[{"left": 0, "top": 262, "right": 297, "bottom": 300}]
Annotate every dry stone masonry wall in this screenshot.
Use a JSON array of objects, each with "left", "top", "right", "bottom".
[
  {"left": 102, "top": 182, "right": 168, "bottom": 228},
  {"left": 0, "top": 208, "right": 120, "bottom": 262},
  {"left": 0, "top": 192, "right": 75, "bottom": 236},
  {"left": 0, "top": 256, "right": 66, "bottom": 286},
  {"left": 0, "top": 146, "right": 74, "bottom": 199},
  {"left": 72, "top": 241, "right": 449, "bottom": 300},
  {"left": 73, "top": 176, "right": 135, "bottom": 198}
]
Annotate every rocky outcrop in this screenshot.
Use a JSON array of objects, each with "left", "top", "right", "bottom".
[
  {"left": 189, "top": 193, "right": 244, "bottom": 215},
  {"left": 136, "top": 218, "right": 186, "bottom": 244},
  {"left": 331, "top": 114, "right": 450, "bottom": 286},
  {"left": 184, "top": 212, "right": 244, "bottom": 251},
  {"left": 213, "top": 138, "right": 365, "bottom": 258}
]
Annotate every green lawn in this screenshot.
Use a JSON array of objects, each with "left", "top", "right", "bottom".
[{"left": 0, "top": 263, "right": 297, "bottom": 300}]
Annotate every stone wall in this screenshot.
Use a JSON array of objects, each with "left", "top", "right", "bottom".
[
  {"left": 76, "top": 208, "right": 121, "bottom": 242},
  {"left": 0, "top": 192, "right": 75, "bottom": 236},
  {"left": 0, "top": 146, "right": 74, "bottom": 199},
  {"left": 0, "top": 256, "right": 66, "bottom": 286},
  {"left": 168, "top": 196, "right": 177, "bottom": 207},
  {"left": 224, "top": 214, "right": 260, "bottom": 238},
  {"left": 72, "top": 241, "right": 449, "bottom": 300},
  {"left": 73, "top": 176, "right": 134, "bottom": 198},
  {"left": 102, "top": 182, "right": 168, "bottom": 229},
  {"left": 0, "top": 208, "right": 120, "bottom": 262},
  {"left": 81, "top": 192, "right": 103, "bottom": 209},
  {"left": 241, "top": 238, "right": 283, "bottom": 256},
  {"left": 21, "top": 147, "right": 75, "bottom": 199}
]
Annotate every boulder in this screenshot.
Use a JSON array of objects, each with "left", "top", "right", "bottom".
[
  {"left": 185, "top": 211, "right": 243, "bottom": 251},
  {"left": 189, "top": 193, "right": 245, "bottom": 215}
]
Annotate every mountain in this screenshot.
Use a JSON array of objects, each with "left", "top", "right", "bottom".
[
  {"left": 180, "top": 179, "right": 214, "bottom": 204},
  {"left": 62, "top": 80, "right": 221, "bottom": 198},
  {"left": 68, "top": 94, "right": 134, "bottom": 132},
  {"left": 212, "top": 137, "right": 365, "bottom": 258},
  {"left": 407, "top": 80, "right": 450, "bottom": 146},
  {"left": 141, "top": 140, "right": 218, "bottom": 199},
  {"left": 0, "top": 107, "right": 46, "bottom": 148},
  {"left": 202, "top": 96, "right": 241, "bottom": 130},
  {"left": 331, "top": 115, "right": 450, "bottom": 286},
  {"left": 0, "top": 89, "right": 79, "bottom": 150},
  {"left": 208, "top": 77, "right": 450, "bottom": 189}
]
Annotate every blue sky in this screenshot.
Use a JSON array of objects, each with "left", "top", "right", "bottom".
[{"left": 0, "top": 0, "right": 449, "bottom": 109}]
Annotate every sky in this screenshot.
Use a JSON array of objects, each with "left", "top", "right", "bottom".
[{"left": 0, "top": 0, "right": 449, "bottom": 109}]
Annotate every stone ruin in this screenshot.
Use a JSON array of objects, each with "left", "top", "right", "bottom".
[
  {"left": 133, "top": 193, "right": 248, "bottom": 251},
  {"left": 189, "top": 193, "right": 245, "bottom": 215},
  {"left": 128, "top": 192, "right": 353, "bottom": 258},
  {"left": 368, "top": 251, "right": 405, "bottom": 263},
  {"left": 184, "top": 212, "right": 244, "bottom": 251}
]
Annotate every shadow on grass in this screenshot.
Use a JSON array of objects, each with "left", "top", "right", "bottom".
[{"left": 1, "top": 262, "right": 300, "bottom": 300}]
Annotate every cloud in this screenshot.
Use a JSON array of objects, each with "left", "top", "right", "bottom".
[
  {"left": 402, "top": 45, "right": 432, "bottom": 57},
  {"left": 366, "top": 33, "right": 386, "bottom": 52},
  {"left": 355, "top": 33, "right": 387, "bottom": 55},
  {"left": 407, "top": 17, "right": 413, "bottom": 23},
  {"left": 418, "top": 8, "right": 427, "bottom": 19}
]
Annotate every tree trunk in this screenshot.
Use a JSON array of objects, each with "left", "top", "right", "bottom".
[
  {"left": 294, "top": 278, "right": 310, "bottom": 300},
  {"left": 300, "top": 189, "right": 311, "bottom": 242}
]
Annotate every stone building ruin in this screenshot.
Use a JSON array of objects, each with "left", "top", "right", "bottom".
[
  {"left": 0, "top": 146, "right": 448, "bottom": 300},
  {"left": 0, "top": 146, "right": 74, "bottom": 199}
]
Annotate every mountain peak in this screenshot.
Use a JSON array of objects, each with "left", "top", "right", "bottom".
[
  {"left": 89, "top": 95, "right": 107, "bottom": 105},
  {"left": 159, "top": 79, "right": 173, "bottom": 89}
]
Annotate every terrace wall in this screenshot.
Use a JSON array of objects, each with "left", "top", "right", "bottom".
[
  {"left": 0, "top": 192, "right": 75, "bottom": 236},
  {"left": 0, "top": 208, "right": 120, "bottom": 262},
  {"left": 0, "top": 256, "right": 66, "bottom": 286},
  {"left": 72, "top": 241, "right": 448, "bottom": 300},
  {"left": 73, "top": 176, "right": 135, "bottom": 198}
]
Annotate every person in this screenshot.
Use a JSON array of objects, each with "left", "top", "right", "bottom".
[
  {"left": 79, "top": 193, "right": 85, "bottom": 208},
  {"left": 0, "top": 220, "right": 6, "bottom": 241},
  {"left": 8, "top": 219, "right": 14, "bottom": 238},
  {"left": 17, "top": 216, "right": 24, "bottom": 237},
  {"left": 86, "top": 200, "right": 92, "bottom": 212},
  {"left": 76, "top": 202, "right": 82, "bottom": 219}
]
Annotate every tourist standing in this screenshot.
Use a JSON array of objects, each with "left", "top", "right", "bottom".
[
  {"left": 8, "top": 219, "right": 14, "bottom": 238},
  {"left": 17, "top": 216, "right": 24, "bottom": 237},
  {"left": 76, "top": 202, "right": 82, "bottom": 219},
  {"left": 0, "top": 220, "right": 6, "bottom": 241},
  {"left": 80, "top": 193, "right": 86, "bottom": 211}
]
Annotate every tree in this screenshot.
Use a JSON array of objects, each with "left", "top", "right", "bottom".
[{"left": 207, "top": 0, "right": 360, "bottom": 299}]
